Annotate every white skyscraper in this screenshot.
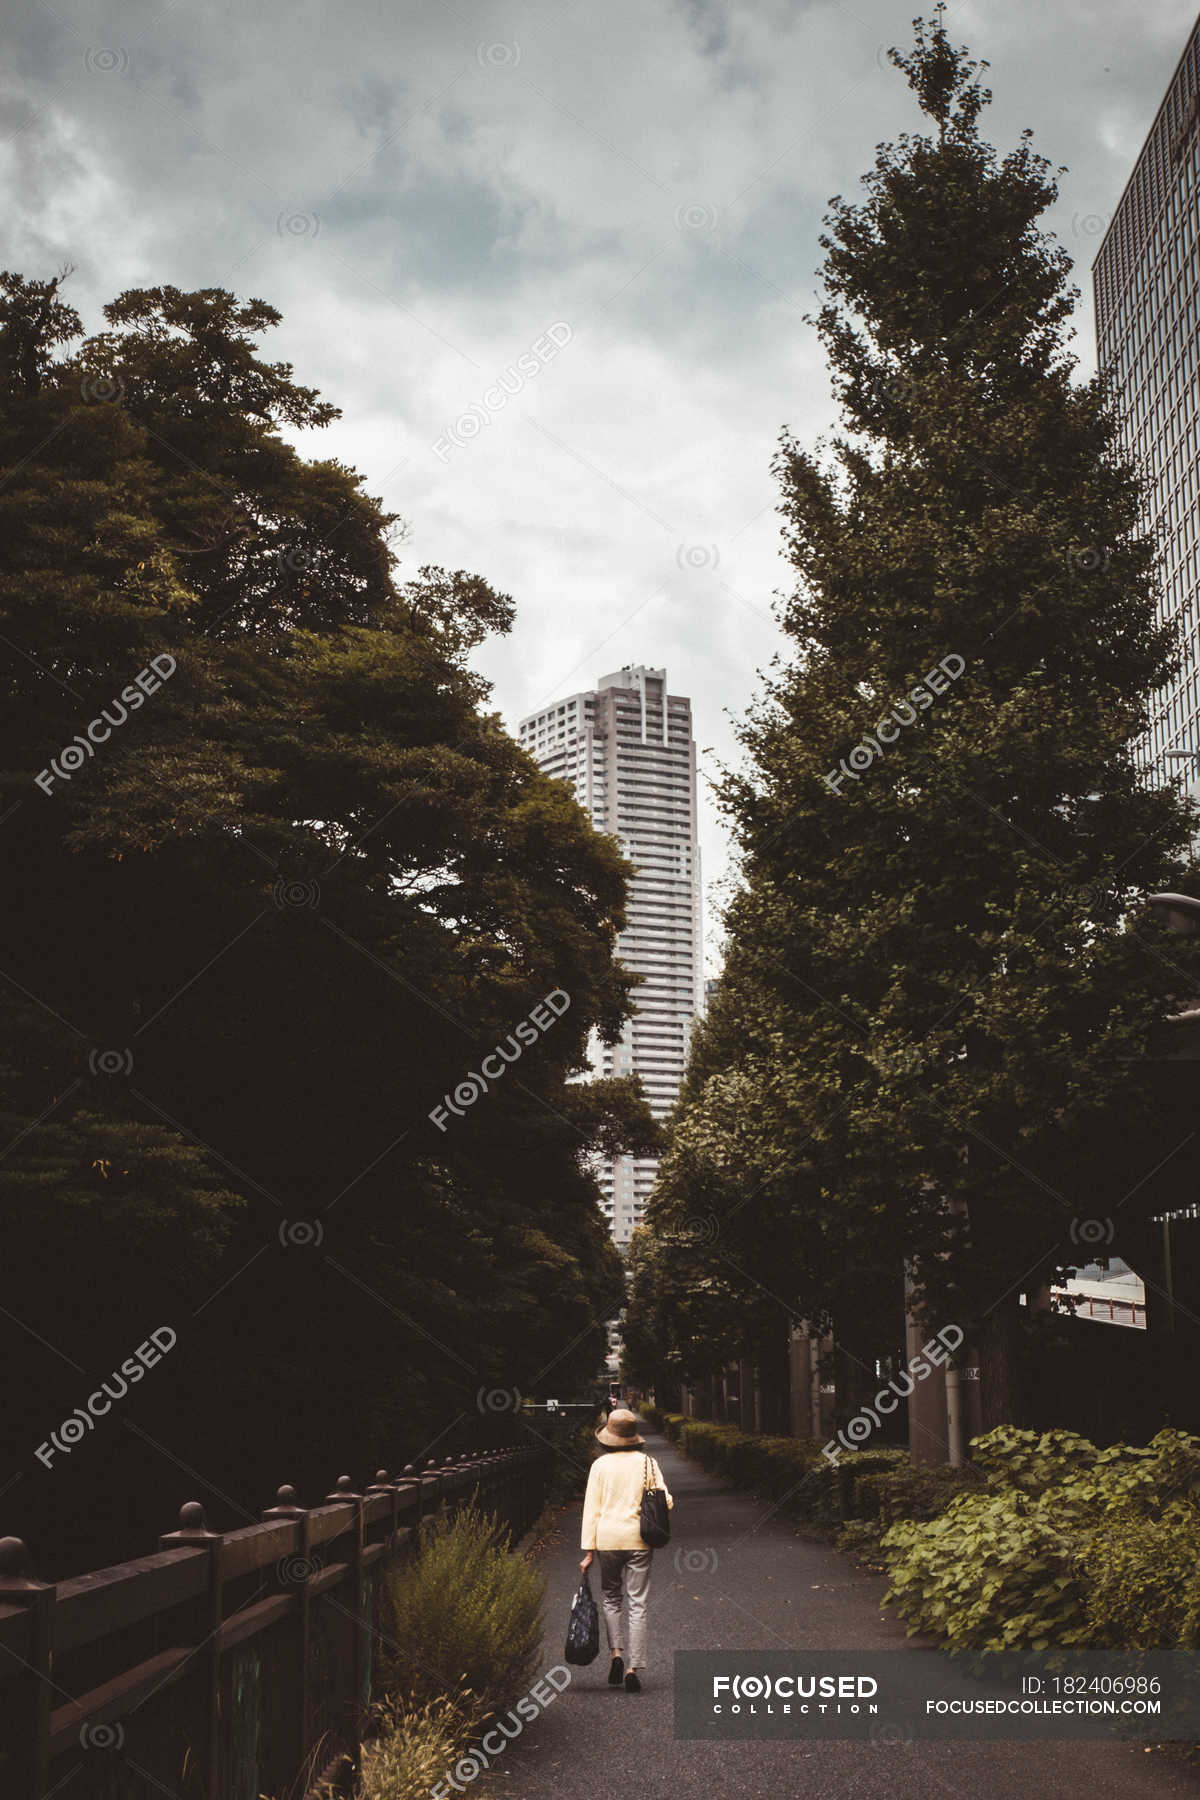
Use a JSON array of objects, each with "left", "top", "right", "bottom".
[{"left": 518, "top": 666, "right": 703, "bottom": 1245}]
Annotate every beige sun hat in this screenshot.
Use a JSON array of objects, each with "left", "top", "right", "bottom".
[{"left": 595, "top": 1407, "right": 644, "bottom": 1448}]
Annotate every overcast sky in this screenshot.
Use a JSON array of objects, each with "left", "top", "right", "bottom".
[{"left": 4, "top": 0, "right": 1196, "bottom": 965}]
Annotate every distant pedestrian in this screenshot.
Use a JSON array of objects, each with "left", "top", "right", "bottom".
[
  {"left": 605, "top": 1389, "right": 622, "bottom": 1417},
  {"left": 579, "top": 1408, "right": 673, "bottom": 1692}
]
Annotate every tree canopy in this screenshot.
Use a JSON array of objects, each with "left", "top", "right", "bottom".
[{"left": 0, "top": 270, "right": 654, "bottom": 1568}]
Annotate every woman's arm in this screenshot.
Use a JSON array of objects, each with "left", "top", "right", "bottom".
[{"left": 580, "top": 1460, "right": 603, "bottom": 1565}]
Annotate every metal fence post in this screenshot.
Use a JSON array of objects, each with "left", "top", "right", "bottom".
[{"left": 0, "top": 1537, "right": 53, "bottom": 1800}]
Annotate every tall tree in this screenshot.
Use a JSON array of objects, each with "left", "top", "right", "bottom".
[{"left": 638, "top": 13, "right": 1200, "bottom": 1430}]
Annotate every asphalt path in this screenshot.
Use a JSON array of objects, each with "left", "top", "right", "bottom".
[{"left": 483, "top": 1426, "right": 1200, "bottom": 1800}]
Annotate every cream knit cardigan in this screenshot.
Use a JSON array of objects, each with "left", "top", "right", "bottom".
[{"left": 581, "top": 1448, "right": 674, "bottom": 1551}]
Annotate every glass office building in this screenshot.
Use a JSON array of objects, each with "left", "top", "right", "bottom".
[{"left": 1094, "top": 15, "right": 1200, "bottom": 777}]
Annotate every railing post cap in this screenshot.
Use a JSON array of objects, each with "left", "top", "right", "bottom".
[
  {"left": 0, "top": 1536, "right": 44, "bottom": 1591},
  {"left": 262, "top": 1484, "right": 306, "bottom": 1519},
  {"left": 161, "top": 1501, "right": 221, "bottom": 1545},
  {"left": 325, "top": 1475, "right": 362, "bottom": 1503}
]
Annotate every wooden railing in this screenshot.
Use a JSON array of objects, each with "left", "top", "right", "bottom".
[{"left": 0, "top": 1444, "right": 551, "bottom": 1800}]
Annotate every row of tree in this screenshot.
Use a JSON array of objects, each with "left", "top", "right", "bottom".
[
  {"left": 625, "top": 16, "right": 1200, "bottom": 1432},
  {"left": 0, "top": 273, "right": 657, "bottom": 1571}
]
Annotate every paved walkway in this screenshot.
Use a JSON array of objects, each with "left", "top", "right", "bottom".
[{"left": 486, "top": 1427, "right": 1200, "bottom": 1800}]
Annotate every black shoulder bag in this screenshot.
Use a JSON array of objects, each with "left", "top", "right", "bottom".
[{"left": 639, "top": 1454, "right": 670, "bottom": 1548}]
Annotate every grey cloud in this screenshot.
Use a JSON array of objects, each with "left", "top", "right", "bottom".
[{"left": 2, "top": 0, "right": 1194, "bottom": 961}]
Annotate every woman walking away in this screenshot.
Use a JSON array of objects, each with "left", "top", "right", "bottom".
[{"left": 579, "top": 1408, "right": 673, "bottom": 1692}]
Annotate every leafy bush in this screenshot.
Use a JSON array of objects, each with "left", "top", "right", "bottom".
[
  {"left": 383, "top": 1506, "right": 544, "bottom": 1717},
  {"left": 882, "top": 1426, "right": 1200, "bottom": 1655},
  {"left": 855, "top": 1461, "right": 970, "bottom": 1525},
  {"left": 1082, "top": 1502, "right": 1200, "bottom": 1650},
  {"left": 883, "top": 1484, "right": 1094, "bottom": 1653},
  {"left": 840, "top": 1462, "right": 973, "bottom": 1561}
]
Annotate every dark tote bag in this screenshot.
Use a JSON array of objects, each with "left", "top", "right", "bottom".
[
  {"left": 640, "top": 1454, "right": 670, "bottom": 1548},
  {"left": 565, "top": 1571, "right": 600, "bottom": 1664}
]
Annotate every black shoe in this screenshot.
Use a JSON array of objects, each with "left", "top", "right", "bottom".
[
  {"left": 608, "top": 1656, "right": 625, "bottom": 1686},
  {"left": 624, "top": 1670, "right": 642, "bottom": 1693}
]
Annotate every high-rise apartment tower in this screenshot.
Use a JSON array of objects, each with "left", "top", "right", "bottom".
[
  {"left": 518, "top": 667, "right": 703, "bottom": 1246},
  {"left": 1094, "top": 15, "right": 1200, "bottom": 777}
]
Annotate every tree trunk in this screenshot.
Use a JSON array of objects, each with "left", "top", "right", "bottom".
[
  {"left": 755, "top": 1329, "right": 791, "bottom": 1435},
  {"left": 978, "top": 1298, "right": 1026, "bottom": 1429}
]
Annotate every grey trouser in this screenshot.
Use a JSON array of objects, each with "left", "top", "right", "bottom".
[{"left": 597, "top": 1548, "right": 652, "bottom": 1669}]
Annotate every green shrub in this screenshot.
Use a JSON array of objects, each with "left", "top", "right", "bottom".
[
  {"left": 840, "top": 1462, "right": 973, "bottom": 1563},
  {"left": 1083, "top": 1501, "right": 1200, "bottom": 1650},
  {"left": 882, "top": 1486, "right": 1093, "bottom": 1653},
  {"left": 383, "top": 1506, "right": 544, "bottom": 1717},
  {"left": 882, "top": 1426, "right": 1200, "bottom": 1655},
  {"left": 855, "top": 1461, "right": 972, "bottom": 1525},
  {"left": 665, "top": 1418, "right": 917, "bottom": 1527}
]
